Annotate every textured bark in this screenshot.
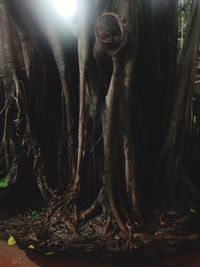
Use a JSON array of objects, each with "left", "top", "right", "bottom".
[
  {"left": 0, "top": 0, "right": 200, "bottom": 255},
  {"left": 160, "top": 0, "right": 200, "bottom": 199}
]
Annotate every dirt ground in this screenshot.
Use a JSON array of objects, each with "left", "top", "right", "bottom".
[
  {"left": 1, "top": 241, "right": 200, "bottom": 267},
  {"left": 0, "top": 241, "right": 37, "bottom": 267}
]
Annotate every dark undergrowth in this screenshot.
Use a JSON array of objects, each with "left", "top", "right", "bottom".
[{"left": 1, "top": 196, "right": 200, "bottom": 258}]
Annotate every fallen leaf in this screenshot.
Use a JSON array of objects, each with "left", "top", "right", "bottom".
[
  {"left": 28, "top": 245, "right": 35, "bottom": 249},
  {"left": 8, "top": 236, "right": 16, "bottom": 246},
  {"left": 45, "top": 252, "right": 54, "bottom": 256}
]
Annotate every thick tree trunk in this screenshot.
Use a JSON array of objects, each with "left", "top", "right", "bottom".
[
  {"left": 160, "top": 0, "right": 200, "bottom": 200},
  {"left": 1, "top": 0, "right": 200, "bottom": 256}
]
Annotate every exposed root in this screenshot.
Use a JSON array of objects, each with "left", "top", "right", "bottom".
[
  {"left": 124, "top": 225, "right": 134, "bottom": 252},
  {"left": 108, "top": 192, "right": 129, "bottom": 238},
  {"left": 1, "top": 203, "right": 200, "bottom": 256},
  {"left": 103, "top": 216, "right": 111, "bottom": 236},
  {"left": 79, "top": 188, "right": 103, "bottom": 221}
]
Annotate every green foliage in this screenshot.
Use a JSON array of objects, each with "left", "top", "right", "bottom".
[
  {"left": 0, "top": 178, "right": 9, "bottom": 188},
  {"left": 28, "top": 210, "right": 40, "bottom": 220}
]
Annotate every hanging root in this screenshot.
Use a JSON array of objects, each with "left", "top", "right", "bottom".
[
  {"left": 32, "top": 141, "right": 56, "bottom": 202},
  {"left": 73, "top": 0, "right": 94, "bottom": 194}
]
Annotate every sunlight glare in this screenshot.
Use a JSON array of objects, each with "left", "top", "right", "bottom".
[{"left": 52, "top": 0, "right": 77, "bottom": 19}]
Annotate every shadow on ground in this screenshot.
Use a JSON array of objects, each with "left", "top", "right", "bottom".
[{"left": 1, "top": 241, "right": 200, "bottom": 267}]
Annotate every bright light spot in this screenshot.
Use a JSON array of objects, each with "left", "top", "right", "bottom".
[{"left": 52, "top": 0, "right": 77, "bottom": 19}]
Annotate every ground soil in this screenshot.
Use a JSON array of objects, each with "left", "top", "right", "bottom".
[
  {"left": 1, "top": 204, "right": 200, "bottom": 265},
  {"left": 1, "top": 241, "right": 200, "bottom": 267}
]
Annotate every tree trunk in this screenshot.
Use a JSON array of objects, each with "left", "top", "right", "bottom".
[{"left": 1, "top": 0, "right": 200, "bottom": 256}]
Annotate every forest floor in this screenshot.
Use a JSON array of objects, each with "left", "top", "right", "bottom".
[
  {"left": 1, "top": 203, "right": 200, "bottom": 258},
  {"left": 0, "top": 241, "right": 200, "bottom": 267},
  {"left": 1, "top": 240, "right": 200, "bottom": 267}
]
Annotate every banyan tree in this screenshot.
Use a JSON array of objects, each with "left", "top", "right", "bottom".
[{"left": 0, "top": 0, "right": 200, "bottom": 256}]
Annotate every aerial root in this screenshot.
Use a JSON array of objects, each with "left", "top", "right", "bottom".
[
  {"left": 79, "top": 188, "right": 103, "bottom": 221},
  {"left": 103, "top": 216, "right": 111, "bottom": 236},
  {"left": 122, "top": 225, "right": 134, "bottom": 252}
]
